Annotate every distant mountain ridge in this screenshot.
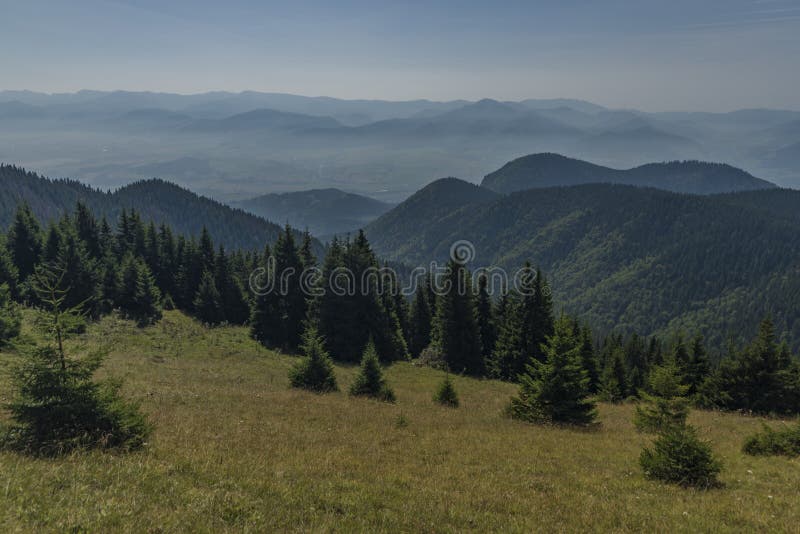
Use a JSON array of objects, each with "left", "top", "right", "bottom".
[
  {"left": 234, "top": 188, "right": 393, "bottom": 236},
  {"left": 0, "top": 164, "right": 318, "bottom": 252},
  {"left": 481, "top": 153, "right": 777, "bottom": 195}
]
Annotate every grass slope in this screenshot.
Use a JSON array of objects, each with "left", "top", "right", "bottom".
[{"left": 1, "top": 311, "right": 799, "bottom": 532}]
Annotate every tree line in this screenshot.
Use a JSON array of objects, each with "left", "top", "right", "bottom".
[{"left": 1, "top": 201, "right": 799, "bottom": 418}]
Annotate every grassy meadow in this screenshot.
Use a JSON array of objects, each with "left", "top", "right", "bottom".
[{"left": 1, "top": 310, "right": 798, "bottom": 532}]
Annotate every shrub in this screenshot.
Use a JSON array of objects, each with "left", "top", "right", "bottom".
[
  {"left": 288, "top": 327, "right": 338, "bottom": 393},
  {"left": 433, "top": 374, "right": 459, "bottom": 407},
  {"left": 349, "top": 340, "right": 395, "bottom": 402},
  {"left": 416, "top": 344, "right": 446, "bottom": 370},
  {"left": 640, "top": 425, "right": 722, "bottom": 488},
  {"left": 742, "top": 421, "right": 800, "bottom": 457}
]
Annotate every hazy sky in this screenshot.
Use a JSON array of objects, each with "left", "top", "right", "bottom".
[{"left": 2, "top": 0, "right": 800, "bottom": 111}]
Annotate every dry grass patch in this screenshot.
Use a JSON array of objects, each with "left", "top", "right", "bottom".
[{"left": 1, "top": 311, "right": 799, "bottom": 532}]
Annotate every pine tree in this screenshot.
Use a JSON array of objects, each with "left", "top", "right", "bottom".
[
  {"left": 432, "top": 259, "right": 483, "bottom": 375},
  {"left": 74, "top": 202, "right": 101, "bottom": 258},
  {"left": 119, "top": 256, "right": 162, "bottom": 326},
  {"left": 489, "top": 291, "right": 525, "bottom": 380},
  {"left": 299, "top": 229, "right": 316, "bottom": 268},
  {"left": 599, "top": 349, "right": 628, "bottom": 402},
  {"left": 686, "top": 336, "right": 710, "bottom": 397},
  {"left": 714, "top": 317, "right": 800, "bottom": 414},
  {"left": 213, "top": 246, "right": 250, "bottom": 325},
  {"left": 433, "top": 373, "right": 459, "bottom": 407},
  {"left": 288, "top": 327, "right": 338, "bottom": 393},
  {"left": 0, "top": 283, "right": 21, "bottom": 347},
  {"left": 475, "top": 273, "right": 496, "bottom": 361},
  {"left": 408, "top": 283, "right": 433, "bottom": 358},
  {"left": 634, "top": 363, "right": 690, "bottom": 433},
  {"left": 579, "top": 326, "right": 600, "bottom": 393},
  {"left": 0, "top": 236, "right": 19, "bottom": 298},
  {"left": 194, "top": 271, "right": 222, "bottom": 325},
  {"left": 0, "top": 263, "right": 150, "bottom": 455},
  {"left": 6, "top": 203, "right": 42, "bottom": 282},
  {"left": 507, "top": 317, "right": 596, "bottom": 426},
  {"left": 640, "top": 425, "right": 722, "bottom": 488},
  {"left": 489, "top": 264, "right": 554, "bottom": 380},
  {"left": 312, "top": 232, "right": 407, "bottom": 362},
  {"left": 349, "top": 340, "right": 395, "bottom": 402},
  {"left": 250, "top": 226, "right": 306, "bottom": 350}
]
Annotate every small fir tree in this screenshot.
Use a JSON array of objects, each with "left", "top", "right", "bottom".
[
  {"left": 640, "top": 424, "right": 722, "bottom": 488},
  {"left": 507, "top": 317, "right": 596, "bottom": 426},
  {"left": 288, "top": 327, "right": 338, "bottom": 393},
  {"left": 433, "top": 373, "right": 460, "bottom": 407},
  {"left": 349, "top": 340, "right": 395, "bottom": 402},
  {"left": 634, "top": 363, "right": 690, "bottom": 433},
  {"left": 0, "top": 263, "right": 150, "bottom": 456}
]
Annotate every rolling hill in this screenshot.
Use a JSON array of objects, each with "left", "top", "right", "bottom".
[
  {"left": 234, "top": 188, "right": 393, "bottom": 236},
  {"left": 0, "top": 164, "right": 317, "bottom": 252},
  {"left": 366, "top": 178, "right": 800, "bottom": 350},
  {"left": 481, "top": 153, "right": 777, "bottom": 195}
]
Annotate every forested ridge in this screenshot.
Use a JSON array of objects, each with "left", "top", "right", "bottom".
[
  {"left": 481, "top": 153, "right": 777, "bottom": 195},
  {"left": 0, "top": 164, "right": 316, "bottom": 252},
  {"left": 366, "top": 180, "right": 800, "bottom": 352}
]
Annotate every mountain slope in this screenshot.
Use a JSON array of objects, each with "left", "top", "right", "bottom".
[
  {"left": 234, "top": 188, "right": 393, "bottom": 235},
  {"left": 0, "top": 164, "right": 315, "bottom": 251},
  {"left": 481, "top": 153, "right": 777, "bottom": 194},
  {"left": 366, "top": 181, "right": 800, "bottom": 351}
]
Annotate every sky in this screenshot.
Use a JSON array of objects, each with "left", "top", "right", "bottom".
[{"left": 2, "top": 0, "right": 800, "bottom": 111}]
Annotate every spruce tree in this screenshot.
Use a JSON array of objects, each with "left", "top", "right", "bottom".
[
  {"left": 0, "top": 236, "right": 19, "bottom": 298},
  {"left": 6, "top": 202, "right": 42, "bottom": 282},
  {"left": 214, "top": 246, "right": 250, "bottom": 325},
  {"left": 634, "top": 363, "right": 690, "bottom": 433},
  {"left": 0, "top": 283, "right": 21, "bottom": 347},
  {"left": 313, "top": 232, "right": 407, "bottom": 363},
  {"left": 640, "top": 425, "right": 722, "bottom": 488},
  {"left": 489, "top": 264, "right": 554, "bottom": 380},
  {"left": 288, "top": 327, "right": 338, "bottom": 393},
  {"left": 686, "top": 336, "right": 710, "bottom": 397},
  {"left": 475, "top": 273, "right": 496, "bottom": 361},
  {"left": 714, "top": 317, "right": 800, "bottom": 414},
  {"left": 0, "top": 264, "right": 150, "bottom": 455},
  {"left": 349, "top": 340, "right": 395, "bottom": 402},
  {"left": 433, "top": 373, "right": 459, "bottom": 407},
  {"left": 599, "top": 349, "right": 628, "bottom": 402},
  {"left": 408, "top": 283, "right": 433, "bottom": 358},
  {"left": 507, "top": 317, "right": 596, "bottom": 426},
  {"left": 433, "top": 259, "right": 483, "bottom": 375},
  {"left": 250, "top": 226, "right": 306, "bottom": 350},
  {"left": 194, "top": 271, "right": 222, "bottom": 325},
  {"left": 119, "top": 256, "right": 162, "bottom": 326},
  {"left": 579, "top": 326, "right": 600, "bottom": 393}
]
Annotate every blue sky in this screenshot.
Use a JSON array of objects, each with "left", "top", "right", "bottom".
[{"left": 2, "top": 0, "right": 800, "bottom": 110}]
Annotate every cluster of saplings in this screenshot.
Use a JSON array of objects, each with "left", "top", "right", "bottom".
[{"left": 1, "top": 201, "right": 799, "bottom": 478}]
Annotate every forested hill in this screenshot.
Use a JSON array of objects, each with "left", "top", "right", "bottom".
[
  {"left": 481, "top": 153, "right": 777, "bottom": 195},
  {"left": 234, "top": 188, "right": 393, "bottom": 236},
  {"left": 0, "top": 164, "right": 315, "bottom": 251},
  {"left": 366, "top": 179, "right": 800, "bottom": 351}
]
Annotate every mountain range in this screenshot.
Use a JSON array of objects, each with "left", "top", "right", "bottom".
[{"left": 2, "top": 90, "right": 799, "bottom": 202}]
